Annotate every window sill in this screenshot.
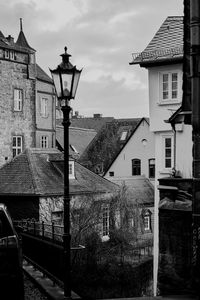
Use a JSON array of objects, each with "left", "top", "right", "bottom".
[
  {"left": 159, "top": 169, "right": 172, "bottom": 175},
  {"left": 157, "top": 100, "right": 181, "bottom": 106}
]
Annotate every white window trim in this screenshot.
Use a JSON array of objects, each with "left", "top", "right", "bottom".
[
  {"left": 13, "top": 136, "right": 23, "bottom": 157},
  {"left": 144, "top": 215, "right": 150, "bottom": 231},
  {"left": 69, "top": 161, "right": 75, "bottom": 179},
  {"left": 14, "top": 89, "right": 23, "bottom": 112},
  {"left": 102, "top": 204, "right": 109, "bottom": 241},
  {"left": 40, "top": 98, "right": 48, "bottom": 117},
  {"left": 40, "top": 136, "right": 49, "bottom": 149},
  {"left": 158, "top": 70, "right": 182, "bottom": 105},
  {"left": 162, "top": 135, "right": 174, "bottom": 171}
]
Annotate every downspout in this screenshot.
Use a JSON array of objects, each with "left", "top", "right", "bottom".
[{"left": 190, "top": 0, "right": 200, "bottom": 295}]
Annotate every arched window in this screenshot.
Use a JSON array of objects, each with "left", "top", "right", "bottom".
[
  {"left": 141, "top": 209, "right": 152, "bottom": 232},
  {"left": 149, "top": 158, "right": 155, "bottom": 178},
  {"left": 132, "top": 159, "right": 141, "bottom": 175}
]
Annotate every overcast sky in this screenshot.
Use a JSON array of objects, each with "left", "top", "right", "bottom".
[{"left": 0, "top": 0, "right": 183, "bottom": 118}]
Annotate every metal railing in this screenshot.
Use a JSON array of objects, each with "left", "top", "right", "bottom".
[
  {"left": 131, "top": 46, "right": 183, "bottom": 63},
  {"left": 14, "top": 220, "right": 64, "bottom": 243}
]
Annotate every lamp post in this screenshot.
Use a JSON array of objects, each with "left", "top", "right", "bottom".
[{"left": 50, "top": 47, "right": 82, "bottom": 299}]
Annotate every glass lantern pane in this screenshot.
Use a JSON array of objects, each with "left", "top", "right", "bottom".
[
  {"left": 51, "top": 72, "right": 62, "bottom": 98},
  {"left": 72, "top": 71, "right": 81, "bottom": 98},
  {"left": 61, "top": 73, "right": 73, "bottom": 98}
]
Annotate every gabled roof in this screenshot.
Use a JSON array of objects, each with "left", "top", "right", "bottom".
[
  {"left": 36, "top": 64, "right": 53, "bottom": 84},
  {"left": 56, "top": 126, "right": 97, "bottom": 157},
  {"left": 0, "top": 148, "right": 117, "bottom": 196},
  {"left": 104, "top": 118, "right": 149, "bottom": 175},
  {"left": 130, "top": 16, "right": 183, "bottom": 66},
  {"left": 79, "top": 118, "right": 143, "bottom": 174}
]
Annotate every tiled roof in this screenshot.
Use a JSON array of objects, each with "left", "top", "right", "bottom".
[
  {"left": 65, "top": 117, "right": 114, "bottom": 132},
  {"left": 106, "top": 176, "right": 154, "bottom": 206},
  {"left": 36, "top": 64, "right": 53, "bottom": 83},
  {"left": 16, "top": 30, "right": 35, "bottom": 52},
  {"left": 0, "top": 29, "right": 35, "bottom": 54},
  {"left": 0, "top": 148, "right": 117, "bottom": 196},
  {"left": 56, "top": 126, "right": 97, "bottom": 156},
  {"left": 130, "top": 16, "right": 183, "bottom": 65},
  {"left": 104, "top": 118, "right": 149, "bottom": 174}
]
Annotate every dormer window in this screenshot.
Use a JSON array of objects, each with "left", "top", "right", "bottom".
[
  {"left": 70, "top": 144, "right": 79, "bottom": 154},
  {"left": 120, "top": 131, "right": 128, "bottom": 141},
  {"left": 69, "top": 160, "right": 75, "bottom": 179}
]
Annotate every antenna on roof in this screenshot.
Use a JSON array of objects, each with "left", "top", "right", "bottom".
[{"left": 20, "top": 18, "right": 23, "bottom": 32}]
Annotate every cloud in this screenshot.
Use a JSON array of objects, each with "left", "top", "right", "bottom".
[{"left": 0, "top": 0, "right": 183, "bottom": 118}]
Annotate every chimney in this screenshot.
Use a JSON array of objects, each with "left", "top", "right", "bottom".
[
  {"left": 93, "top": 113, "right": 102, "bottom": 119},
  {"left": 6, "top": 35, "right": 14, "bottom": 44}
]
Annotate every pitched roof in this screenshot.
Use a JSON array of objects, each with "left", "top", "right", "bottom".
[
  {"left": 16, "top": 30, "right": 35, "bottom": 51},
  {"left": 56, "top": 126, "right": 97, "bottom": 157},
  {"left": 104, "top": 118, "right": 149, "bottom": 175},
  {"left": 0, "top": 148, "right": 117, "bottom": 196},
  {"left": 130, "top": 16, "right": 183, "bottom": 66},
  {"left": 65, "top": 116, "right": 114, "bottom": 132},
  {"left": 0, "top": 29, "right": 35, "bottom": 54},
  {"left": 36, "top": 64, "right": 53, "bottom": 83},
  {"left": 79, "top": 118, "right": 142, "bottom": 174},
  {"left": 107, "top": 176, "right": 154, "bottom": 206}
]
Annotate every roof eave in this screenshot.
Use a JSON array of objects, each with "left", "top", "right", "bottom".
[{"left": 130, "top": 57, "right": 183, "bottom": 67}]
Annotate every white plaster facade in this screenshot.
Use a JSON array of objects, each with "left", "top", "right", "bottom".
[
  {"left": 104, "top": 118, "right": 155, "bottom": 185},
  {"left": 147, "top": 63, "right": 192, "bottom": 295}
]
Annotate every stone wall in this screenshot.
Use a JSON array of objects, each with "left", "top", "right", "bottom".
[
  {"left": 158, "top": 177, "right": 193, "bottom": 295},
  {"left": 0, "top": 59, "right": 36, "bottom": 166}
]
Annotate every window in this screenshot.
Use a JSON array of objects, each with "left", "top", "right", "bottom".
[
  {"left": 4, "top": 49, "right": 9, "bottom": 59},
  {"left": 149, "top": 158, "right": 155, "bottom": 178},
  {"left": 163, "top": 136, "right": 173, "bottom": 169},
  {"left": 14, "top": 89, "right": 23, "bottom": 111},
  {"left": 142, "top": 210, "right": 152, "bottom": 232},
  {"left": 120, "top": 131, "right": 128, "bottom": 141},
  {"left": 40, "top": 98, "right": 48, "bottom": 117},
  {"left": 160, "top": 71, "right": 179, "bottom": 102},
  {"left": 69, "top": 161, "right": 75, "bottom": 179},
  {"left": 132, "top": 159, "right": 141, "bottom": 175},
  {"left": 13, "top": 136, "right": 22, "bottom": 157},
  {"left": 40, "top": 136, "right": 48, "bottom": 149},
  {"left": 144, "top": 215, "right": 150, "bottom": 231},
  {"left": 109, "top": 171, "right": 114, "bottom": 177},
  {"left": 10, "top": 51, "right": 15, "bottom": 60},
  {"left": 102, "top": 204, "right": 109, "bottom": 239}
]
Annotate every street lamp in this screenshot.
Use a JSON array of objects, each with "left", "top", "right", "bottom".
[{"left": 50, "top": 47, "right": 82, "bottom": 299}]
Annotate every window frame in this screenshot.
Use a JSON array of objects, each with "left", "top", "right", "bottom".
[
  {"left": 142, "top": 209, "right": 152, "bottom": 232},
  {"left": 40, "top": 136, "right": 49, "bottom": 149},
  {"left": 12, "top": 136, "right": 23, "bottom": 157},
  {"left": 14, "top": 88, "right": 23, "bottom": 112},
  {"left": 149, "top": 158, "right": 155, "bottom": 178},
  {"left": 132, "top": 158, "right": 141, "bottom": 176},
  {"left": 159, "top": 70, "right": 181, "bottom": 104},
  {"left": 102, "top": 204, "right": 109, "bottom": 240},
  {"left": 69, "top": 161, "right": 75, "bottom": 179},
  {"left": 162, "top": 135, "right": 174, "bottom": 170},
  {"left": 40, "top": 97, "right": 48, "bottom": 117}
]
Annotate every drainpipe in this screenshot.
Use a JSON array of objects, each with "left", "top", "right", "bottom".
[{"left": 190, "top": 0, "right": 200, "bottom": 295}]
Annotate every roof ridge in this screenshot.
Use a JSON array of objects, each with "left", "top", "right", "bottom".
[{"left": 25, "top": 148, "right": 40, "bottom": 195}]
